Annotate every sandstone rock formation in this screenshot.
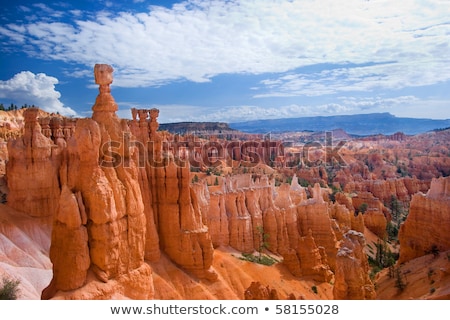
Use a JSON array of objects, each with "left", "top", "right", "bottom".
[
  {"left": 398, "top": 176, "right": 450, "bottom": 263},
  {"left": 296, "top": 184, "right": 338, "bottom": 271},
  {"left": 343, "top": 177, "right": 428, "bottom": 204},
  {"left": 333, "top": 230, "right": 375, "bottom": 299},
  {"left": 6, "top": 108, "right": 62, "bottom": 218},
  {"left": 40, "top": 64, "right": 218, "bottom": 298},
  {"left": 244, "top": 281, "right": 280, "bottom": 299},
  {"left": 0, "top": 204, "right": 52, "bottom": 299},
  {"left": 0, "top": 64, "right": 396, "bottom": 300},
  {"left": 42, "top": 64, "right": 153, "bottom": 298},
  {"left": 351, "top": 191, "right": 388, "bottom": 239}
]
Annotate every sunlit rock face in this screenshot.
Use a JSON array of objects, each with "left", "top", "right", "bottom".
[
  {"left": 6, "top": 107, "right": 61, "bottom": 218},
  {"left": 41, "top": 64, "right": 153, "bottom": 299},
  {"left": 399, "top": 176, "right": 450, "bottom": 264},
  {"left": 333, "top": 230, "right": 375, "bottom": 300}
]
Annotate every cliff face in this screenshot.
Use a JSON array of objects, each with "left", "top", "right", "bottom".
[
  {"left": 198, "top": 175, "right": 372, "bottom": 296},
  {"left": 398, "top": 176, "right": 450, "bottom": 264},
  {"left": 6, "top": 108, "right": 61, "bottom": 218},
  {"left": 333, "top": 230, "right": 375, "bottom": 299},
  {"left": 40, "top": 65, "right": 154, "bottom": 299},
  {"left": 343, "top": 176, "right": 429, "bottom": 204},
  {"left": 151, "top": 160, "right": 216, "bottom": 280},
  {"left": 0, "top": 204, "right": 52, "bottom": 299},
  {"left": 351, "top": 191, "right": 388, "bottom": 239}
]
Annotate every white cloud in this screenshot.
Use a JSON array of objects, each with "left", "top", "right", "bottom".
[
  {"left": 0, "top": 0, "right": 448, "bottom": 92},
  {"left": 256, "top": 59, "right": 450, "bottom": 97},
  {"left": 148, "top": 103, "right": 356, "bottom": 123},
  {"left": 0, "top": 71, "right": 78, "bottom": 116},
  {"left": 148, "top": 95, "right": 450, "bottom": 123},
  {"left": 18, "top": 5, "right": 32, "bottom": 13},
  {"left": 338, "top": 96, "right": 419, "bottom": 109}
]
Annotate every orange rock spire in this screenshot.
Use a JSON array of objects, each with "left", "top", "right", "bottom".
[{"left": 92, "top": 64, "right": 118, "bottom": 113}]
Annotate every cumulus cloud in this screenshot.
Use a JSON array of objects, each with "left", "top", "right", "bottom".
[
  {"left": 0, "top": 0, "right": 448, "bottom": 93},
  {"left": 255, "top": 59, "right": 450, "bottom": 97},
  {"left": 0, "top": 71, "right": 78, "bottom": 116}
]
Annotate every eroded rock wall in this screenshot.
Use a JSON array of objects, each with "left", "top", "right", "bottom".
[
  {"left": 6, "top": 108, "right": 61, "bottom": 218},
  {"left": 398, "top": 176, "right": 450, "bottom": 263}
]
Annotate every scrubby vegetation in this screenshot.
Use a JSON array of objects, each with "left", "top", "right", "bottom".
[{"left": 0, "top": 276, "right": 20, "bottom": 300}]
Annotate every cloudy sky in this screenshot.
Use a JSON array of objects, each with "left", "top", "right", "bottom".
[{"left": 0, "top": 0, "right": 449, "bottom": 123}]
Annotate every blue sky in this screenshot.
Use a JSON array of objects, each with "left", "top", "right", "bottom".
[{"left": 0, "top": 0, "right": 449, "bottom": 123}]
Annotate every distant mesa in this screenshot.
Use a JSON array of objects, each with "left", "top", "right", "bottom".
[
  {"left": 229, "top": 113, "right": 450, "bottom": 135},
  {"left": 159, "top": 121, "right": 235, "bottom": 134}
]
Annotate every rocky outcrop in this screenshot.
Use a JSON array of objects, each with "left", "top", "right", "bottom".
[
  {"left": 296, "top": 184, "right": 338, "bottom": 271},
  {"left": 203, "top": 179, "right": 339, "bottom": 283},
  {"left": 6, "top": 108, "right": 62, "bottom": 218},
  {"left": 351, "top": 191, "right": 388, "bottom": 238},
  {"left": 42, "top": 65, "right": 152, "bottom": 298},
  {"left": 131, "top": 107, "right": 216, "bottom": 280},
  {"left": 151, "top": 160, "right": 216, "bottom": 280},
  {"left": 244, "top": 281, "right": 280, "bottom": 300},
  {"left": 0, "top": 204, "right": 52, "bottom": 299},
  {"left": 344, "top": 177, "right": 428, "bottom": 203},
  {"left": 47, "top": 186, "right": 89, "bottom": 291},
  {"left": 398, "top": 176, "right": 450, "bottom": 263},
  {"left": 329, "top": 201, "right": 364, "bottom": 239},
  {"left": 333, "top": 230, "right": 375, "bottom": 299},
  {"left": 294, "top": 230, "right": 333, "bottom": 282},
  {"left": 205, "top": 188, "right": 230, "bottom": 248}
]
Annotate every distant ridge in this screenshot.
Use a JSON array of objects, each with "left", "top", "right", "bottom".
[
  {"left": 229, "top": 113, "right": 450, "bottom": 135},
  {"left": 159, "top": 121, "right": 236, "bottom": 134}
]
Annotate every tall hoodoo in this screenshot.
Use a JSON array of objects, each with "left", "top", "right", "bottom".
[
  {"left": 92, "top": 64, "right": 117, "bottom": 114},
  {"left": 42, "top": 64, "right": 153, "bottom": 299}
]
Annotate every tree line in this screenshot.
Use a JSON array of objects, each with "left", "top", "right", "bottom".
[{"left": 0, "top": 103, "right": 37, "bottom": 111}]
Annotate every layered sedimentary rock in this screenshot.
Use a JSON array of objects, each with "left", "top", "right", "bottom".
[
  {"left": 296, "top": 184, "right": 338, "bottom": 271},
  {"left": 294, "top": 230, "right": 333, "bottom": 282},
  {"left": 398, "top": 176, "right": 450, "bottom": 263},
  {"left": 329, "top": 201, "right": 364, "bottom": 239},
  {"left": 131, "top": 107, "right": 216, "bottom": 280},
  {"left": 343, "top": 177, "right": 428, "bottom": 203},
  {"left": 205, "top": 175, "right": 295, "bottom": 258},
  {"left": 151, "top": 160, "right": 216, "bottom": 280},
  {"left": 205, "top": 186, "right": 230, "bottom": 248},
  {"left": 244, "top": 281, "right": 280, "bottom": 300},
  {"left": 6, "top": 108, "right": 61, "bottom": 217},
  {"left": 0, "top": 204, "right": 52, "bottom": 299},
  {"left": 42, "top": 64, "right": 152, "bottom": 298},
  {"left": 202, "top": 178, "right": 339, "bottom": 284},
  {"left": 333, "top": 230, "right": 375, "bottom": 299},
  {"left": 351, "top": 191, "right": 388, "bottom": 238},
  {"left": 48, "top": 186, "right": 89, "bottom": 291}
]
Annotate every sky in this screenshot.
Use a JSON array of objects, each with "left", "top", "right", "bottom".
[{"left": 0, "top": 0, "right": 449, "bottom": 123}]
